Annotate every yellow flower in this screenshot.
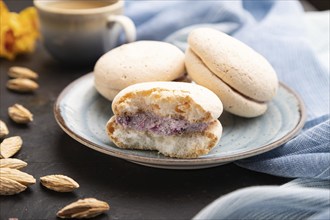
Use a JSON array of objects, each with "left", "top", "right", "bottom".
[{"left": 0, "top": 1, "right": 40, "bottom": 60}]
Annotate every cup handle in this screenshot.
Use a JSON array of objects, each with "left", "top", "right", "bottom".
[{"left": 107, "top": 15, "right": 136, "bottom": 43}]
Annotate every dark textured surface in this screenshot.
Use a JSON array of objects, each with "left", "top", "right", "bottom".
[{"left": 0, "top": 1, "right": 296, "bottom": 219}]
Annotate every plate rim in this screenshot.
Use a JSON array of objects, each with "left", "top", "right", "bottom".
[{"left": 54, "top": 73, "right": 306, "bottom": 166}]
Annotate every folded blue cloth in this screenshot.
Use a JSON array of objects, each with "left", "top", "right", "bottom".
[
  {"left": 237, "top": 114, "right": 330, "bottom": 180},
  {"left": 125, "top": 0, "right": 330, "bottom": 219},
  {"left": 193, "top": 178, "right": 330, "bottom": 220}
]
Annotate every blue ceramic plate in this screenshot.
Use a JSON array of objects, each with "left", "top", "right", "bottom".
[{"left": 54, "top": 73, "right": 306, "bottom": 169}]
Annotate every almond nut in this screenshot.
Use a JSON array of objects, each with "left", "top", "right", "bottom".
[
  {"left": 0, "top": 176, "right": 27, "bottom": 195},
  {"left": 0, "top": 120, "right": 9, "bottom": 138},
  {"left": 8, "top": 104, "right": 33, "bottom": 124},
  {"left": 8, "top": 66, "right": 38, "bottom": 79},
  {"left": 40, "top": 174, "right": 79, "bottom": 192},
  {"left": 0, "top": 136, "right": 23, "bottom": 158},
  {"left": 0, "top": 167, "right": 36, "bottom": 186},
  {"left": 0, "top": 158, "right": 27, "bottom": 169},
  {"left": 7, "top": 78, "right": 39, "bottom": 93},
  {"left": 57, "top": 198, "right": 110, "bottom": 219}
]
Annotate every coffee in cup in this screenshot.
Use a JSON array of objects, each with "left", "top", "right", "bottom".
[{"left": 34, "top": 0, "right": 136, "bottom": 65}]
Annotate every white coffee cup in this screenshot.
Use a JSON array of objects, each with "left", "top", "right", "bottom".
[{"left": 34, "top": 0, "right": 136, "bottom": 65}]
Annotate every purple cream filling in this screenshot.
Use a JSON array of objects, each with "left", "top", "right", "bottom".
[{"left": 116, "top": 112, "right": 208, "bottom": 136}]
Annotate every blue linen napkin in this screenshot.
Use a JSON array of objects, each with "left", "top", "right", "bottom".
[
  {"left": 125, "top": 0, "right": 330, "bottom": 219},
  {"left": 193, "top": 178, "right": 330, "bottom": 220}
]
